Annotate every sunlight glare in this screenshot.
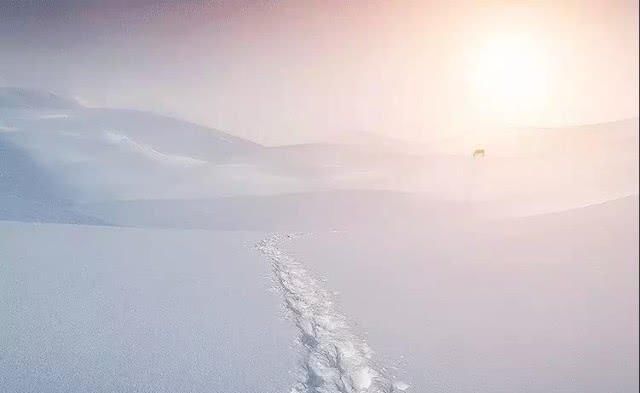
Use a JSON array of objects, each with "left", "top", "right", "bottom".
[{"left": 468, "top": 33, "right": 551, "bottom": 125}]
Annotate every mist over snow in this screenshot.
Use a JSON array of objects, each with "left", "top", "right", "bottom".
[{"left": 0, "top": 85, "right": 637, "bottom": 393}]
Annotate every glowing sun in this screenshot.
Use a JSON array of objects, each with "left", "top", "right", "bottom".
[{"left": 468, "top": 33, "right": 551, "bottom": 124}]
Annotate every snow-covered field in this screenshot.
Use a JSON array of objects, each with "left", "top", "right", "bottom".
[
  {"left": 0, "top": 222, "right": 296, "bottom": 393},
  {"left": 1, "top": 88, "right": 638, "bottom": 392},
  {"left": 284, "top": 196, "right": 639, "bottom": 393}
]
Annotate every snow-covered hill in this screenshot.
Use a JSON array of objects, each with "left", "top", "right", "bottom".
[
  {"left": 2, "top": 87, "right": 637, "bottom": 219},
  {"left": 0, "top": 88, "right": 271, "bottom": 202},
  {"left": 1, "top": 87, "right": 637, "bottom": 393}
]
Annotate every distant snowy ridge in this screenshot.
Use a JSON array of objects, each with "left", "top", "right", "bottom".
[
  {"left": 257, "top": 234, "right": 409, "bottom": 393},
  {"left": 103, "top": 130, "right": 207, "bottom": 167}
]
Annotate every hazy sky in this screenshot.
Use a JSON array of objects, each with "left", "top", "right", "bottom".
[{"left": 1, "top": 0, "right": 638, "bottom": 144}]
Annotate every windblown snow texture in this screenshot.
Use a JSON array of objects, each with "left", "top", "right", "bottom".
[
  {"left": 103, "top": 131, "right": 208, "bottom": 167},
  {"left": 257, "top": 234, "right": 409, "bottom": 393}
]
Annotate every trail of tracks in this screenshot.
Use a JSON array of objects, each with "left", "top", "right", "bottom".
[{"left": 257, "top": 234, "right": 409, "bottom": 393}]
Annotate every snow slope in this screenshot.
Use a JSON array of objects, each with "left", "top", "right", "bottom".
[
  {"left": 284, "top": 196, "right": 639, "bottom": 393},
  {"left": 74, "top": 191, "right": 475, "bottom": 231},
  {"left": 2, "top": 87, "right": 637, "bottom": 393},
  {"left": 2, "top": 87, "right": 637, "bottom": 206},
  {"left": 0, "top": 88, "right": 275, "bottom": 201},
  {"left": 0, "top": 222, "right": 296, "bottom": 393},
  {"left": 0, "top": 134, "right": 104, "bottom": 224}
]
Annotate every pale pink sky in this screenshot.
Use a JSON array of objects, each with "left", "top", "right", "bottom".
[{"left": 1, "top": 0, "right": 638, "bottom": 144}]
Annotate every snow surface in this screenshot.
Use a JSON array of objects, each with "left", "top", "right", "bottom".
[
  {"left": 284, "top": 197, "right": 639, "bottom": 393},
  {"left": 1, "top": 88, "right": 638, "bottom": 392},
  {"left": 257, "top": 234, "right": 409, "bottom": 393},
  {"left": 0, "top": 222, "right": 296, "bottom": 393}
]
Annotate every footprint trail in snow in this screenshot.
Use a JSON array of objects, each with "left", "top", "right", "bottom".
[{"left": 257, "top": 234, "right": 410, "bottom": 393}]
